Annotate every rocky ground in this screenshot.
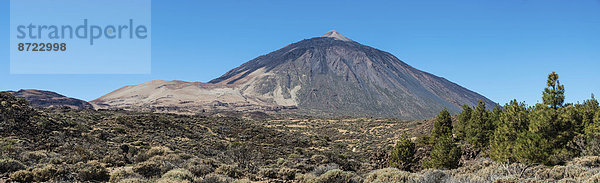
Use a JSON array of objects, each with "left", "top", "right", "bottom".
[{"left": 1, "top": 100, "right": 599, "bottom": 182}]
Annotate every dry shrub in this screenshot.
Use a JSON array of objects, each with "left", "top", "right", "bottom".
[
  {"left": 200, "top": 173, "right": 234, "bottom": 183},
  {"left": 9, "top": 170, "right": 34, "bottom": 182},
  {"left": 133, "top": 161, "right": 162, "bottom": 178},
  {"left": 135, "top": 146, "right": 174, "bottom": 162},
  {"left": 0, "top": 158, "right": 25, "bottom": 174},
  {"left": 364, "top": 168, "right": 419, "bottom": 183},
  {"left": 214, "top": 164, "right": 243, "bottom": 179},
  {"left": 278, "top": 167, "right": 298, "bottom": 180},
  {"left": 258, "top": 167, "right": 278, "bottom": 179},
  {"left": 160, "top": 168, "right": 194, "bottom": 182},
  {"left": 21, "top": 150, "right": 48, "bottom": 164},
  {"left": 32, "top": 164, "right": 66, "bottom": 182},
  {"left": 311, "top": 169, "right": 361, "bottom": 183},
  {"left": 311, "top": 163, "right": 339, "bottom": 177},
  {"left": 110, "top": 168, "right": 142, "bottom": 183},
  {"left": 568, "top": 156, "right": 600, "bottom": 168},
  {"left": 588, "top": 173, "right": 600, "bottom": 183},
  {"left": 118, "top": 177, "right": 148, "bottom": 183},
  {"left": 76, "top": 161, "right": 110, "bottom": 182},
  {"left": 419, "top": 169, "right": 448, "bottom": 183},
  {"left": 184, "top": 158, "right": 217, "bottom": 177}
]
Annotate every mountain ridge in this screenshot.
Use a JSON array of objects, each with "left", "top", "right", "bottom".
[{"left": 92, "top": 31, "right": 496, "bottom": 119}]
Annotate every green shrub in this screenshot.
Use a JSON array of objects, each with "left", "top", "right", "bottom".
[
  {"left": 0, "top": 158, "right": 25, "bottom": 173},
  {"left": 214, "top": 164, "right": 242, "bottom": 178},
  {"left": 10, "top": 170, "right": 34, "bottom": 182},
  {"left": 312, "top": 169, "right": 361, "bottom": 183},
  {"left": 364, "top": 168, "right": 418, "bottom": 183},
  {"left": 133, "top": 161, "right": 162, "bottom": 178}
]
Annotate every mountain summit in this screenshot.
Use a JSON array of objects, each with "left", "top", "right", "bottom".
[
  {"left": 92, "top": 31, "right": 495, "bottom": 119},
  {"left": 321, "top": 30, "right": 352, "bottom": 41}
]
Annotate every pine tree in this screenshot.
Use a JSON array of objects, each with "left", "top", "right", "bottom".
[
  {"left": 581, "top": 95, "right": 600, "bottom": 136},
  {"left": 432, "top": 108, "right": 453, "bottom": 140},
  {"left": 390, "top": 135, "right": 416, "bottom": 171},
  {"left": 454, "top": 105, "right": 472, "bottom": 140},
  {"left": 465, "top": 100, "right": 493, "bottom": 149},
  {"left": 424, "top": 135, "right": 461, "bottom": 169},
  {"left": 489, "top": 100, "right": 528, "bottom": 163},
  {"left": 514, "top": 131, "right": 551, "bottom": 165},
  {"left": 543, "top": 72, "right": 565, "bottom": 109}
]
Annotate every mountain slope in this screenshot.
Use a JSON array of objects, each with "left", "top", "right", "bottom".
[
  {"left": 9, "top": 89, "right": 93, "bottom": 109},
  {"left": 92, "top": 31, "right": 495, "bottom": 119}
]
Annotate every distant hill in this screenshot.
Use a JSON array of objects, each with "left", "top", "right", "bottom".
[
  {"left": 9, "top": 89, "right": 93, "bottom": 110},
  {"left": 92, "top": 31, "right": 495, "bottom": 120}
]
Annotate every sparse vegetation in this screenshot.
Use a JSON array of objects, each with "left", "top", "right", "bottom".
[{"left": 0, "top": 72, "right": 599, "bottom": 182}]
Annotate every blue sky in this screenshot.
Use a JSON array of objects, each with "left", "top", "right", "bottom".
[{"left": 1, "top": 0, "right": 599, "bottom": 106}]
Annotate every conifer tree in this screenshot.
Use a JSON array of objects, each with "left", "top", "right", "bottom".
[
  {"left": 543, "top": 72, "right": 565, "bottom": 109},
  {"left": 390, "top": 135, "right": 415, "bottom": 171},
  {"left": 466, "top": 100, "right": 493, "bottom": 148},
  {"left": 432, "top": 108, "right": 453, "bottom": 140},
  {"left": 424, "top": 135, "right": 461, "bottom": 169},
  {"left": 454, "top": 105, "right": 472, "bottom": 140},
  {"left": 489, "top": 100, "right": 528, "bottom": 162}
]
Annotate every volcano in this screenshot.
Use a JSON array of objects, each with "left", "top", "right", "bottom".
[{"left": 92, "top": 31, "right": 495, "bottom": 119}]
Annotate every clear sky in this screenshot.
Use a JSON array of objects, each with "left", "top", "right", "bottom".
[{"left": 1, "top": 0, "right": 599, "bottom": 106}]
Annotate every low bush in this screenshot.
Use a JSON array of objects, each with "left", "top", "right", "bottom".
[
  {"left": 311, "top": 163, "right": 339, "bottom": 177},
  {"left": 135, "top": 146, "right": 174, "bottom": 162},
  {"left": 364, "top": 168, "right": 418, "bottom": 183},
  {"left": 311, "top": 169, "right": 361, "bottom": 183},
  {"left": 9, "top": 170, "right": 34, "bottom": 182},
  {"left": 133, "top": 161, "right": 162, "bottom": 178},
  {"left": 160, "top": 168, "right": 194, "bottom": 182},
  {"left": 214, "top": 164, "right": 243, "bottom": 178},
  {"left": 200, "top": 173, "right": 234, "bottom": 183},
  {"left": 110, "top": 168, "right": 143, "bottom": 183},
  {"left": 32, "top": 164, "right": 66, "bottom": 182},
  {"left": 118, "top": 177, "right": 148, "bottom": 183},
  {"left": 0, "top": 158, "right": 25, "bottom": 173},
  {"left": 77, "top": 161, "right": 110, "bottom": 182},
  {"left": 278, "top": 167, "right": 298, "bottom": 180},
  {"left": 184, "top": 158, "right": 216, "bottom": 177}
]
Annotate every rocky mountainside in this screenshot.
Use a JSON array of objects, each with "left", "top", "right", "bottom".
[
  {"left": 92, "top": 31, "right": 495, "bottom": 119},
  {"left": 9, "top": 89, "right": 93, "bottom": 109}
]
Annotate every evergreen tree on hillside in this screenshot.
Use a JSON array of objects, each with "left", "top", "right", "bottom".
[
  {"left": 424, "top": 135, "right": 461, "bottom": 169},
  {"left": 454, "top": 105, "right": 472, "bottom": 140},
  {"left": 580, "top": 95, "right": 600, "bottom": 136},
  {"left": 390, "top": 135, "right": 416, "bottom": 171},
  {"left": 490, "top": 105, "right": 502, "bottom": 128},
  {"left": 465, "top": 100, "right": 493, "bottom": 149},
  {"left": 514, "top": 131, "right": 551, "bottom": 165},
  {"left": 489, "top": 100, "right": 528, "bottom": 163},
  {"left": 431, "top": 108, "right": 452, "bottom": 140},
  {"left": 543, "top": 72, "right": 565, "bottom": 109},
  {"left": 424, "top": 110, "right": 461, "bottom": 169}
]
